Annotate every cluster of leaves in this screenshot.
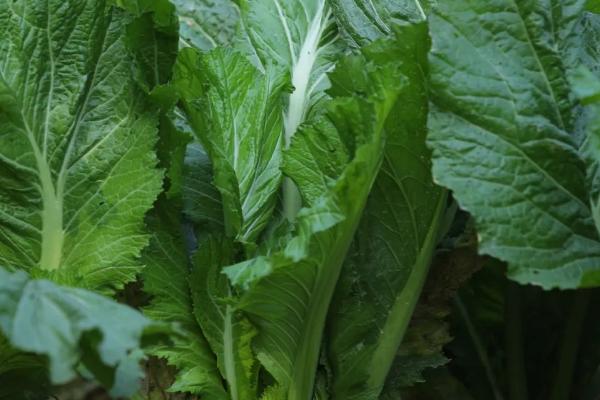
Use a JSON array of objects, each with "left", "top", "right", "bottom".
[{"left": 2, "top": 0, "right": 600, "bottom": 399}]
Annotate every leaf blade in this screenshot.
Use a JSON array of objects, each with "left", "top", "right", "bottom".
[
  {"left": 428, "top": 0, "right": 600, "bottom": 288},
  {"left": 0, "top": 0, "right": 163, "bottom": 292}
]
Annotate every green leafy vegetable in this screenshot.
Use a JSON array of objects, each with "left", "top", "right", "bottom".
[
  {"left": 0, "top": 0, "right": 162, "bottom": 291},
  {"left": 5, "top": 0, "right": 600, "bottom": 398},
  {"left": 223, "top": 37, "right": 404, "bottom": 399}
]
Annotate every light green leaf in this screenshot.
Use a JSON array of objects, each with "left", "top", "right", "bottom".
[
  {"left": 325, "top": 23, "right": 447, "bottom": 400},
  {"left": 141, "top": 202, "right": 228, "bottom": 399},
  {"left": 173, "top": 0, "right": 240, "bottom": 51},
  {"left": 428, "top": 0, "right": 600, "bottom": 289},
  {"left": 330, "top": 0, "right": 430, "bottom": 46},
  {"left": 223, "top": 41, "right": 404, "bottom": 400},
  {"left": 190, "top": 236, "right": 258, "bottom": 400},
  {"left": 0, "top": 0, "right": 162, "bottom": 291},
  {"left": 174, "top": 48, "right": 286, "bottom": 247},
  {"left": 0, "top": 267, "right": 164, "bottom": 397}
]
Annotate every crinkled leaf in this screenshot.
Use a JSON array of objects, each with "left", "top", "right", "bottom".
[
  {"left": 141, "top": 203, "right": 227, "bottom": 399},
  {"left": 330, "top": 0, "right": 430, "bottom": 46},
  {"left": 428, "top": 0, "right": 600, "bottom": 289},
  {"left": 0, "top": 267, "right": 164, "bottom": 397},
  {"left": 0, "top": 0, "right": 162, "bottom": 291},
  {"left": 174, "top": 48, "right": 286, "bottom": 246},
  {"left": 173, "top": 0, "right": 240, "bottom": 51},
  {"left": 324, "top": 23, "right": 447, "bottom": 400},
  {"left": 280, "top": 116, "right": 349, "bottom": 205},
  {"left": 223, "top": 41, "right": 403, "bottom": 399},
  {"left": 190, "top": 236, "right": 258, "bottom": 399}
]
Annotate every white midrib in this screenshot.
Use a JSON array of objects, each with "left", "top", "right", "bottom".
[
  {"left": 24, "top": 122, "right": 64, "bottom": 271},
  {"left": 414, "top": 0, "right": 426, "bottom": 20},
  {"left": 282, "top": 0, "right": 329, "bottom": 221}
]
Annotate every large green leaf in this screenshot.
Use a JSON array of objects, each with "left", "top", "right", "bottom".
[
  {"left": 324, "top": 23, "right": 447, "bottom": 400},
  {"left": 174, "top": 48, "right": 286, "bottom": 247},
  {"left": 427, "top": 0, "right": 600, "bottom": 289},
  {"left": 141, "top": 202, "right": 228, "bottom": 399},
  {"left": 0, "top": 0, "right": 162, "bottom": 291},
  {"left": 190, "top": 236, "right": 258, "bottom": 400},
  {"left": 223, "top": 40, "right": 404, "bottom": 400},
  {"left": 0, "top": 267, "right": 164, "bottom": 397}
]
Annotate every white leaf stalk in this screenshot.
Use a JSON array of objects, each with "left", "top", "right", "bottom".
[{"left": 282, "top": 0, "right": 333, "bottom": 221}]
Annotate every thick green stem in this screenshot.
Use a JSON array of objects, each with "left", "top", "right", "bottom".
[
  {"left": 33, "top": 144, "right": 64, "bottom": 271},
  {"left": 549, "top": 291, "right": 590, "bottom": 400},
  {"left": 40, "top": 188, "right": 64, "bottom": 271},
  {"left": 505, "top": 282, "right": 528, "bottom": 400}
]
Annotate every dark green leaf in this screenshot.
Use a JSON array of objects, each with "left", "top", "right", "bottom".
[{"left": 428, "top": 0, "right": 600, "bottom": 289}]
